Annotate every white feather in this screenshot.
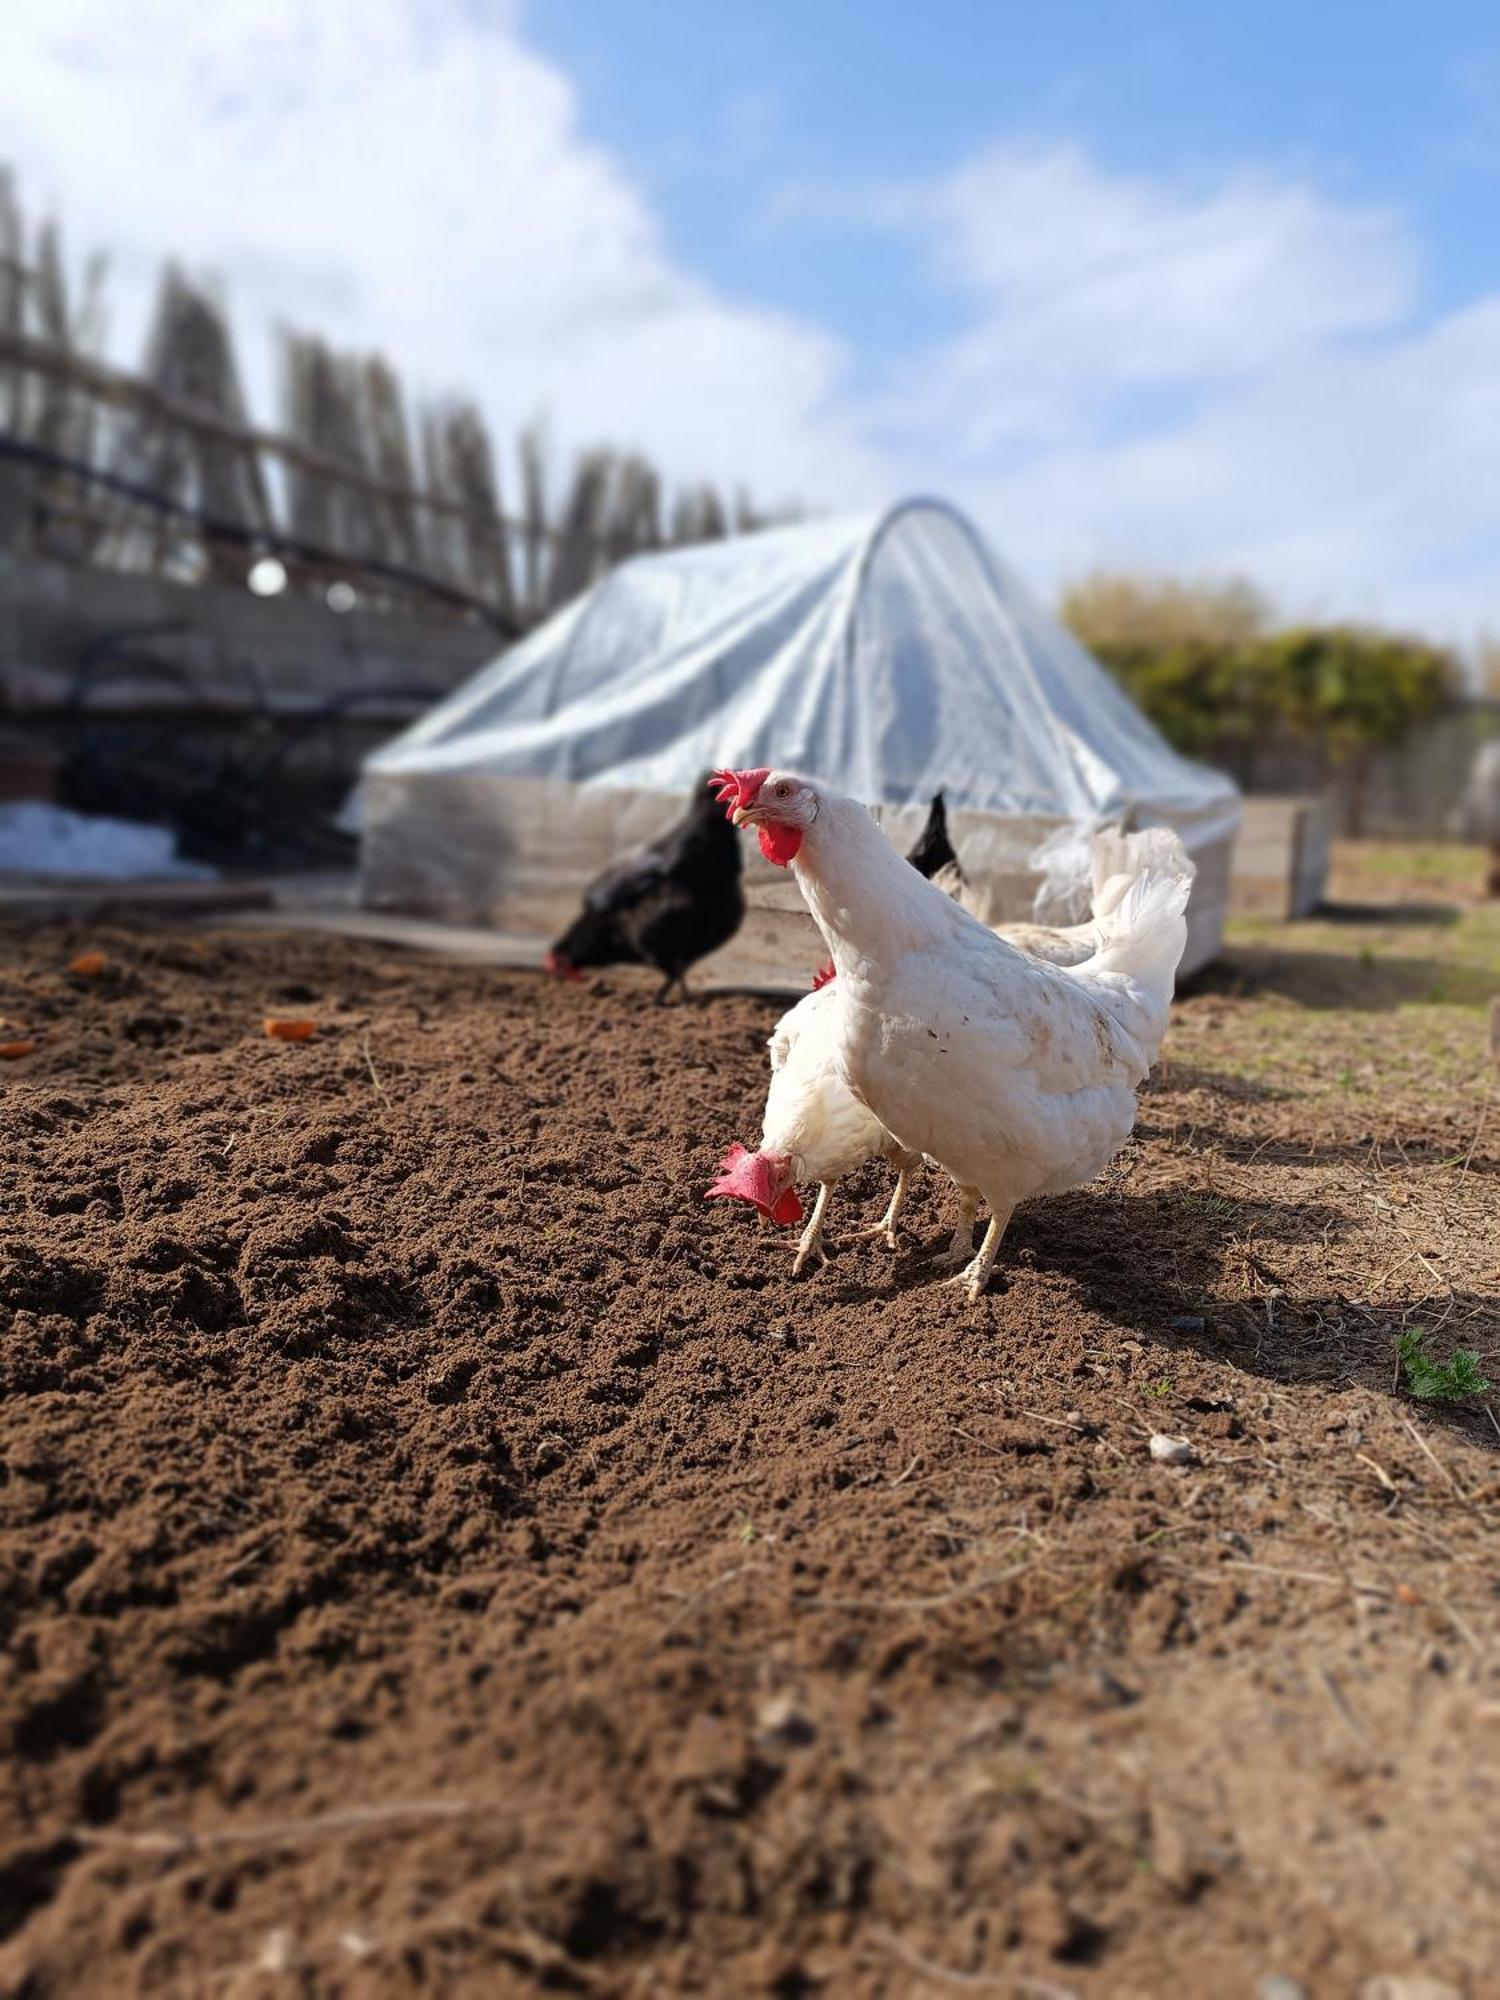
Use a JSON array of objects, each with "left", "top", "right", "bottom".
[
  {"left": 760, "top": 984, "right": 912, "bottom": 1184},
  {"left": 780, "top": 787, "right": 1193, "bottom": 1226},
  {"left": 752, "top": 818, "right": 1192, "bottom": 1225}
]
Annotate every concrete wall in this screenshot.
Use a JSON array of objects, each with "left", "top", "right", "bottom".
[
  {"left": 0, "top": 552, "right": 499, "bottom": 863},
  {"left": 0, "top": 551, "right": 496, "bottom": 727}
]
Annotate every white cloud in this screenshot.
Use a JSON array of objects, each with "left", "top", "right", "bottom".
[
  {"left": 1449, "top": 48, "right": 1500, "bottom": 171},
  {"left": 826, "top": 145, "right": 1499, "bottom": 638},
  {"left": 0, "top": 0, "right": 881, "bottom": 509},
  {"left": 941, "top": 296, "right": 1500, "bottom": 633},
  {"left": 873, "top": 145, "right": 1416, "bottom": 454}
]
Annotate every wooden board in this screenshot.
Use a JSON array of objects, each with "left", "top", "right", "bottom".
[
  {"left": 1228, "top": 796, "right": 1331, "bottom": 919},
  {"left": 0, "top": 876, "right": 275, "bottom": 922},
  {"left": 223, "top": 890, "right": 811, "bottom": 997}
]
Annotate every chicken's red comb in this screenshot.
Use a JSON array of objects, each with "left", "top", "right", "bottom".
[
  {"left": 811, "top": 961, "right": 836, "bottom": 991},
  {"left": 704, "top": 1142, "right": 803, "bottom": 1225},
  {"left": 544, "top": 950, "right": 585, "bottom": 984},
  {"left": 709, "top": 767, "right": 771, "bottom": 815}
]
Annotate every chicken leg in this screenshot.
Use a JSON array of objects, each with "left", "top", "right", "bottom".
[
  {"left": 792, "top": 1182, "right": 834, "bottom": 1276},
  {"left": 849, "top": 1166, "right": 911, "bottom": 1251},
  {"left": 941, "top": 1207, "right": 1011, "bottom": 1303},
  {"left": 930, "top": 1184, "right": 981, "bottom": 1269}
]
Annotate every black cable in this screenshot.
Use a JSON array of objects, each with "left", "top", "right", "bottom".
[{"left": 0, "top": 430, "right": 519, "bottom": 635}]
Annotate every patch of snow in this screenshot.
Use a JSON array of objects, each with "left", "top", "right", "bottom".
[{"left": 0, "top": 802, "right": 216, "bottom": 880}]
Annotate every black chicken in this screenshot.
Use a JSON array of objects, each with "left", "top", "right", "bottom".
[
  {"left": 903, "top": 789, "right": 963, "bottom": 886},
  {"left": 545, "top": 774, "right": 745, "bottom": 1002}
]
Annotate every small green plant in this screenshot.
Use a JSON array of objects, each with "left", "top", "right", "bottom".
[
  {"left": 1397, "top": 1327, "right": 1491, "bottom": 1402},
  {"left": 734, "top": 1509, "right": 760, "bottom": 1545},
  {"left": 1146, "top": 1376, "right": 1174, "bottom": 1398}
]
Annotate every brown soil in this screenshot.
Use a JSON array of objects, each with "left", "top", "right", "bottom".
[{"left": 1, "top": 894, "right": 1499, "bottom": 1998}]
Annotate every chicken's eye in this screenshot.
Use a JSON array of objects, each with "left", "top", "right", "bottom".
[{"left": 775, "top": 783, "right": 792, "bottom": 799}]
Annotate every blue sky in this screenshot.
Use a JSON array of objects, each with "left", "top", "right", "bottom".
[
  {"left": 1, "top": 1, "right": 1497, "bottom": 640},
  {"left": 530, "top": 0, "right": 1497, "bottom": 337}
]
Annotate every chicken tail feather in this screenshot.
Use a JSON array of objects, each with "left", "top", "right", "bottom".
[{"left": 1076, "top": 861, "right": 1192, "bottom": 1011}]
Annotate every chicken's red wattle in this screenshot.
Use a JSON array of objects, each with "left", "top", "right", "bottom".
[
  {"left": 758, "top": 823, "right": 803, "bottom": 867},
  {"left": 703, "top": 1142, "right": 803, "bottom": 1225}
]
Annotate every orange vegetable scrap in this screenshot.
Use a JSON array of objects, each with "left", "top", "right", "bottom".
[
  {"left": 0, "top": 1039, "right": 38, "bottom": 1059},
  {"left": 69, "top": 951, "right": 108, "bottom": 977},
  {"left": 264, "top": 1017, "right": 317, "bottom": 1042}
]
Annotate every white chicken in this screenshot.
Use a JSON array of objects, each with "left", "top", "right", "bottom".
[
  {"left": 708, "top": 809, "right": 1192, "bottom": 1277},
  {"left": 714, "top": 767, "right": 1192, "bottom": 1301},
  {"left": 706, "top": 979, "right": 920, "bottom": 1274},
  {"left": 705, "top": 792, "right": 960, "bottom": 1272}
]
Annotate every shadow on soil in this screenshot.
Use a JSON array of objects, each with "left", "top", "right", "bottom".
[
  {"left": 820, "top": 1181, "right": 1500, "bottom": 1451},
  {"left": 1186, "top": 945, "right": 1494, "bottom": 1011},
  {"left": 1143, "top": 1118, "right": 1497, "bottom": 1177},
  {"left": 1316, "top": 899, "right": 1461, "bottom": 929},
  {"left": 1139, "top": 1062, "right": 1497, "bottom": 1173},
  {"left": 1012, "top": 1187, "right": 1500, "bottom": 1451}
]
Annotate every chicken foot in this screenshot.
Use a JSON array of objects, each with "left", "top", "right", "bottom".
[
  {"left": 930, "top": 1184, "right": 982, "bottom": 1269},
  {"left": 848, "top": 1167, "right": 911, "bottom": 1252},
  {"left": 942, "top": 1208, "right": 1011, "bottom": 1303},
  {"left": 791, "top": 1182, "right": 834, "bottom": 1276},
  {"left": 653, "top": 971, "right": 689, "bottom": 1005}
]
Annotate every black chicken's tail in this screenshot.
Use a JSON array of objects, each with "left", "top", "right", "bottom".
[{"left": 905, "top": 791, "right": 961, "bottom": 883}]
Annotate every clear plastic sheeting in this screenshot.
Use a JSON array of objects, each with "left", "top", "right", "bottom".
[
  {"left": 360, "top": 501, "right": 1241, "bottom": 978},
  {"left": 1028, "top": 817, "right": 1118, "bottom": 926}
]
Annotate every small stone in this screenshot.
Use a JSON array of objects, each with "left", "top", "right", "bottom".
[
  {"left": 1091, "top": 1668, "right": 1140, "bottom": 1708},
  {"left": 1015, "top": 1882, "right": 1101, "bottom": 1962},
  {"left": 1170, "top": 1314, "right": 1206, "bottom": 1335},
  {"left": 257, "top": 1929, "right": 296, "bottom": 1974},
  {"left": 755, "top": 1695, "right": 816, "bottom": 1748},
  {"left": 1149, "top": 1433, "right": 1195, "bottom": 1465},
  {"left": 1258, "top": 1979, "right": 1310, "bottom": 2000}
]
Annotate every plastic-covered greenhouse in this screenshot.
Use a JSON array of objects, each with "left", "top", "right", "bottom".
[{"left": 359, "top": 501, "right": 1240, "bottom": 978}]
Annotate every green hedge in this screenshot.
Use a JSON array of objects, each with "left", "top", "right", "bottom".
[
  {"left": 1096, "top": 632, "right": 1464, "bottom": 764},
  {"left": 1078, "top": 624, "right": 1454, "bottom": 767},
  {"left": 1061, "top": 575, "right": 1456, "bottom": 769}
]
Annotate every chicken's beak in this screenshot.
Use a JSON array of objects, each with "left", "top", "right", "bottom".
[{"left": 730, "top": 805, "right": 750, "bottom": 828}]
